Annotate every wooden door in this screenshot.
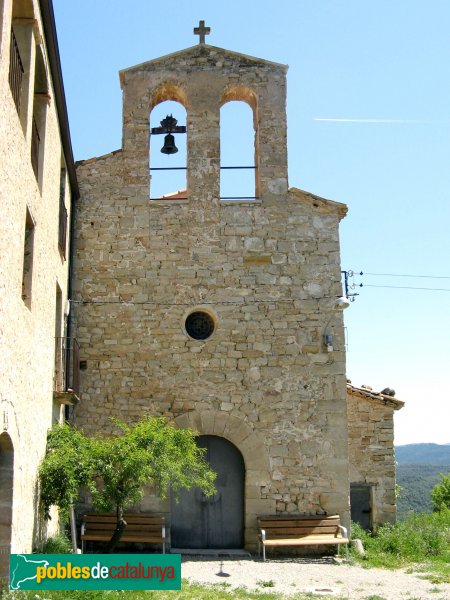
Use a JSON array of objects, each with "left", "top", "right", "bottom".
[
  {"left": 350, "top": 483, "right": 372, "bottom": 530},
  {"left": 171, "top": 435, "right": 245, "bottom": 548}
]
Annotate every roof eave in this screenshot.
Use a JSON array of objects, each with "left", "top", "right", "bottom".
[
  {"left": 347, "top": 383, "right": 405, "bottom": 410},
  {"left": 289, "top": 187, "right": 348, "bottom": 220}
]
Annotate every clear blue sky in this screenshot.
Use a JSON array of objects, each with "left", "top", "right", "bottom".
[{"left": 53, "top": 0, "right": 450, "bottom": 446}]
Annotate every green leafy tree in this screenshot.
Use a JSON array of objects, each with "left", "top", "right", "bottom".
[
  {"left": 39, "top": 416, "right": 216, "bottom": 551},
  {"left": 431, "top": 472, "right": 450, "bottom": 512},
  {"left": 39, "top": 423, "right": 94, "bottom": 520}
]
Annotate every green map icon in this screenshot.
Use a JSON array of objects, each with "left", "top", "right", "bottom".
[{"left": 10, "top": 555, "right": 49, "bottom": 590}]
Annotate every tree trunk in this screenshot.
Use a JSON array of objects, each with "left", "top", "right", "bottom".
[
  {"left": 105, "top": 506, "right": 127, "bottom": 553},
  {"left": 69, "top": 504, "right": 78, "bottom": 553}
]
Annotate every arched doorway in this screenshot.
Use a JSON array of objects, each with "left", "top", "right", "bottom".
[
  {"left": 171, "top": 435, "right": 245, "bottom": 549},
  {"left": 0, "top": 433, "right": 14, "bottom": 584}
]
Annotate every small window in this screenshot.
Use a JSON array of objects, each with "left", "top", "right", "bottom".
[
  {"left": 185, "top": 311, "right": 215, "bottom": 340},
  {"left": 8, "top": 28, "right": 24, "bottom": 115},
  {"left": 30, "top": 115, "right": 40, "bottom": 179},
  {"left": 31, "top": 46, "right": 48, "bottom": 188},
  {"left": 9, "top": 0, "right": 36, "bottom": 133},
  {"left": 58, "top": 166, "right": 68, "bottom": 258},
  {"left": 22, "top": 207, "right": 35, "bottom": 308}
]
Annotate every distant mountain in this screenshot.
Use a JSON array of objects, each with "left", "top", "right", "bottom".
[
  {"left": 395, "top": 443, "right": 450, "bottom": 519},
  {"left": 396, "top": 443, "right": 450, "bottom": 465}
]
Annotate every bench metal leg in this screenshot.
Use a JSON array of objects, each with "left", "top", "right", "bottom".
[{"left": 337, "top": 543, "right": 349, "bottom": 560}]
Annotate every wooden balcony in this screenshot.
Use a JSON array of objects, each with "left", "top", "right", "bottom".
[{"left": 53, "top": 337, "right": 80, "bottom": 405}]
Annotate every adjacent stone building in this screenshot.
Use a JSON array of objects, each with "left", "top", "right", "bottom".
[
  {"left": 347, "top": 383, "right": 404, "bottom": 530},
  {"left": 0, "top": 0, "right": 78, "bottom": 581}
]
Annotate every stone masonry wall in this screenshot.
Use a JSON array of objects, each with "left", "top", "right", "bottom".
[
  {"left": 347, "top": 391, "right": 398, "bottom": 526},
  {"left": 0, "top": 0, "right": 73, "bottom": 554}
]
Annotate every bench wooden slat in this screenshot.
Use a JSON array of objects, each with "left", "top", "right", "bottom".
[
  {"left": 261, "top": 527, "right": 339, "bottom": 537},
  {"left": 81, "top": 534, "right": 165, "bottom": 542},
  {"left": 258, "top": 518, "right": 340, "bottom": 527},
  {"left": 258, "top": 514, "right": 340, "bottom": 521},
  {"left": 258, "top": 520, "right": 340, "bottom": 527},
  {"left": 83, "top": 514, "right": 163, "bottom": 523},
  {"left": 82, "top": 523, "right": 163, "bottom": 532},
  {"left": 264, "top": 536, "right": 348, "bottom": 547},
  {"left": 81, "top": 529, "right": 165, "bottom": 538}
]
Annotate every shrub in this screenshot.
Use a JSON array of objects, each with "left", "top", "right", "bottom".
[
  {"left": 431, "top": 473, "right": 450, "bottom": 512},
  {"left": 41, "top": 533, "right": 72, "bottom": 554},
  {"left": 351, "top": 510, "right": 450, "bottom": 567}
]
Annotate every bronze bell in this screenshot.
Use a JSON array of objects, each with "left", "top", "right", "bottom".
[{"left": 161, "top": 133, "right": 178, "bottom": 155}]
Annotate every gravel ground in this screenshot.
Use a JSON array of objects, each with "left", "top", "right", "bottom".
[{"left": 181, "top": 556, "right": 450, "bottom": 600}]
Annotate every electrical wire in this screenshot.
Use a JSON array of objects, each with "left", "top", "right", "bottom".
[
  {"left": 355, "top": 271, "right": 450, "bottom": 280},
  {"left": 362, "top": 284, "right": 450, "bottom": 292},
  {"left": 72, "top": 296, "right": 340, "bottom": 306},
  {"left": 345, "top": 270, "right": 450, "bottom": 293}
]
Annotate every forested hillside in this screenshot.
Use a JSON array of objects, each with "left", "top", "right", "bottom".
[
  {"left": 395, "top": 443, "right": 450, "bottom": 519},
  {"left": 396, "top": 463, "right": 450, "bottom": 518}
]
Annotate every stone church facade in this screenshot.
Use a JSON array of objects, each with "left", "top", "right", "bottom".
[{"left": 72, "top": 40, "right": 352, "bottom": 549}]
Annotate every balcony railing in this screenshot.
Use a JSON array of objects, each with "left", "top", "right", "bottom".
[
  {"left": 8, "top": 29, "right": 24, "bottom": 115},
  {"left": 54, "top": 337, "right": 80, "bottom": 404}
]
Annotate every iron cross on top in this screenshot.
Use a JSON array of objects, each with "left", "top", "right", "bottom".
[{"left": 194, "top": 20, "right": 211, "bottom": 44}]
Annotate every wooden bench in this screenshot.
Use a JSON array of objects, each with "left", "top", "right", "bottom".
[
  {"left": 257, "top": 514, "right": 349, "bottom": 561},
  {"left": 81, "top": 513, "right": 166, "bottom": 553}
]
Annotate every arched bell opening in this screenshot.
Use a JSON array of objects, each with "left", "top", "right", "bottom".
[
  {"left": 149, "top": 92, "right": 187, "bottom": 201},
  {"left": 220, "top": 87, "right": 259, "bottom": 201},
  {"left": 0, "top": 432, "right": 14, "bottom": 584}
]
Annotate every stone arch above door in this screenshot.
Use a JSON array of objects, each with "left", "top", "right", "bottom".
[
  {"left": 172, "top": 410, "right": 275, "bottom": 548},
  {"left": 172, "top": 410, "right": 269, "bottom": 470}
]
